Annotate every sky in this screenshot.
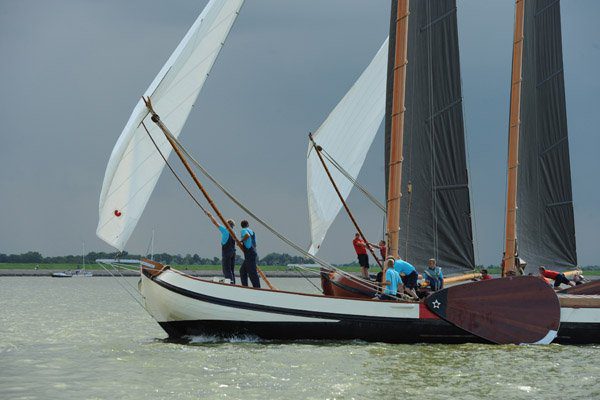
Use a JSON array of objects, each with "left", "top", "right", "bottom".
[{"left": 0, "top": 0, "right": 599, "bottom": 266}]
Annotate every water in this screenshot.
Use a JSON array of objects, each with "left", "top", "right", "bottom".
[{"left": 1, "top": 277, "right": 598, "bottom": 400}]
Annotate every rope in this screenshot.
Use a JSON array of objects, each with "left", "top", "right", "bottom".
[
  {"left": 320, "top": 148, "right": 386, "bottom": 212},
  {"left": 162, "top": 130, "right": 386, "bottom": 295},
  {"left": 141, "top": 121, "right": 211, "bottom": 216},
  {"left": 97, "top": 261, "right": 147, "bottom": 312}
]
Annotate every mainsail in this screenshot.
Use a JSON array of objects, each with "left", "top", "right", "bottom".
[
  {"left": 97, "top": 0, "right": 244, "bottom": 250},
  {"left": 307, "top": 39, "right": 388, "bottom": 255},
  {"left": 515, "top": 0, "right": 577, "bottom": 271},
  {"left": 385, "top": 0, "right": 475, "bottom": 270}
]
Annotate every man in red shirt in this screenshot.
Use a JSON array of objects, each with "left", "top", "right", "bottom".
[
  {"left": 539, "top": 267, "right": 575, "bottom": 289},
  {"left": 369, "top": 240, "right": 387, "bottom": 260},
  {"left": 353, "top": 233, "right": 370, "bottom": 279}
]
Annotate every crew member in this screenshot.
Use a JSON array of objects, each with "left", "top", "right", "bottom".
[
  {"left": 207, "top": 212, "right": 236, "bottom": 284},
  {"left": 423, "top": 258, "right": 444, "bottom": 291},
  {"left": 538, "top": 267, "right": 575, "bottom": 289},
  {"left": 353, "top": 233, "right": 370, "bottom": 279},
  {"left": 370, "top": 240, "right": 387, "bottom": 261},
  {"left": 240, "top": 220, "right": 260, "bottom": 288},
  {"left": 480, "top": 269, "right": 493, "bottom": 281},
  {"left": 391, "top": 257, "right": 419, "bottom": 300},
  {"left": 376, "top": 258, "right": 400, "bottom": 300}
]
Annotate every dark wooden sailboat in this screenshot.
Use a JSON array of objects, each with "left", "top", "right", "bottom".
[
  {"left": 499, "top": 0, "right": 600, "bottom": 338},
  {"left": 97, "top": 0, "right": 594, "bottom": 345},
  {"left": 502, "top": 0, "right": 577, "bottom": 276}
]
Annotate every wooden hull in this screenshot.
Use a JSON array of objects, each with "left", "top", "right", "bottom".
[{"left": 559, "top": 280, "right": 600, "bottom": 295}]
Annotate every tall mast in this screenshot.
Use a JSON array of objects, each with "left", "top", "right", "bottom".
[
  {"left": 503, "top": 0, "right": 525, "bottom": 276},
  {"left": 386, "top": 0, "right": 410, "bottom": 259}
]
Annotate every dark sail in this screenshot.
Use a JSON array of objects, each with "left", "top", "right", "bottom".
[
  {"left": 516, "top": 0, "right": 577, "bottom": 271},
  {"left": 385, "top": 0, "right": 474, "bottom": 271}
]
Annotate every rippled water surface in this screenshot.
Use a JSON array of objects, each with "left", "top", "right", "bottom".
[{"left": 1, "top": 277, "right": 599, "bottom": 399}]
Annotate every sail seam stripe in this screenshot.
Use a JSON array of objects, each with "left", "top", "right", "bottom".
[
  {"left": 536, "top": 68, "right": 563, "bottom": 88},
  {"left": 419, "top": 7, "right": 456, "bottom": 32},
  {"left": 425, "top": 98, "right": 462, "bottom": 121},
  {"left": 535, "top": 0, "right": 560, "bottom": 17},
  {"left": 539, "top": 136, "right": 568, "bottom": 156}
]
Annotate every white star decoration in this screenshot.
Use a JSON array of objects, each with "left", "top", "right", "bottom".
[{"left": 432, "top": 300, "right": 441, "bottom": 309}]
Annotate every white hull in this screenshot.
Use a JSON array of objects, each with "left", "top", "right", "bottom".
[{"left": 139, "top": 267, "right": 600, "bottom": 344}]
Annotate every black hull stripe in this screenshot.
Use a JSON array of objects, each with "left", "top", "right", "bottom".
[
  {"left": 152, "top": 275, "right": 435, "bottom": 325},
  {"left": 148, "top": 276, "right": 600, "bottom": 344}
]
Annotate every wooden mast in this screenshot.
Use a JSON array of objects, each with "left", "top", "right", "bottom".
[
  {"left": 142, "top": 97, "right": 276, "bottom": 290},
  {"left": 309, "top": 133, "right": 383, "bottom": 269},
  {"left": 503, "top": 0, "right": 525, "bottom": 277},
  {"left": 386, "top": 0, "right": 410, "bottom": 260}
]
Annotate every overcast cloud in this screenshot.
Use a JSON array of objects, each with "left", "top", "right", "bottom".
[{"left": 0, "top": 0, "right": 598, "bottom": 265}]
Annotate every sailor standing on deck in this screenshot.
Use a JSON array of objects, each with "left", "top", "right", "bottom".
[
  {"left": 240, "top": 220, "right": 261, "bottom": 288},
  {"left": 206, "top": 213, "right": 236, "bottom": 284},
  {"left": 353, "top": 233, "right": 370, "bottom": 279},
  {"left": 375, "top": 258, "right": 401, "bottom": 300}
]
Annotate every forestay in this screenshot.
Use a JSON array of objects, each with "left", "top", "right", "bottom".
[
  {"left": 307, "top": 39, "right": 388, "bottom": 255},
  {"left": 97, "top": 0, "right": 244, "bottom": 250}
]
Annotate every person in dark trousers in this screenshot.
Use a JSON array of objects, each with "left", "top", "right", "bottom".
[
  {"left": 207, "top": 213, "right": 236, "bottom": 284},
  {"left": 240, "top": 220, "right": 260, "bottom": 288},
  {"left": 392, "top": 257, "right": 419, "bottom": 300},
  {"left": 353, "top": 233, "right": 370, "bottom": 279},
  {"left": 538, "top": 267, "right": 575, "bottom": 289}
]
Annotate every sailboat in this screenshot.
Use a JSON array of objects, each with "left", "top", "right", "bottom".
[
  {"left": 499, "top": 0, "right": 600, "bottom": 336},
  {"left": 309, "top": 0, "right": 476, "bottom": 298},
  {"left": 51, "top": 242, "right": 93, "bottom": 278},
  {"left": 97, "top": 0, "right": 582, "bottom": 345}
]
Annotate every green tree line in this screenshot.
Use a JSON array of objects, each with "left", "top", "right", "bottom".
[{"left": 0, "top": 251, "right": 314, "bottom": 266}]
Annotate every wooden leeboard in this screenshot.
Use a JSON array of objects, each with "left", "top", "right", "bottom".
[
  {"left": 425, "top": 276, "right": 560, "bottom": 344},
  {"left": 559, "top": 280, "right": 600, "bottom": 296}
]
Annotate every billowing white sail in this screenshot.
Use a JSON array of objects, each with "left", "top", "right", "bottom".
[
  {"left": 307, "top": 38, "right": 388, "bottom": 255},
  {"left": 97, "top": 0, "right": 244, "bottom": 250}
]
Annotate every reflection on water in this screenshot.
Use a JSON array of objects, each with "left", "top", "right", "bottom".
[{"left": 0, "top": 277, "right": 598, "bottom": 399}]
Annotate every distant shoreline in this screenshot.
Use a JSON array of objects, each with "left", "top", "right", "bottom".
[{"left": 0, "top": 269, "right": 317, "bottom": 278}]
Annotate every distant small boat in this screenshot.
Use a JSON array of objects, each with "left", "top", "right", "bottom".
[
  {"left": 52, "top": 242, "right": 93, "bottom": 277},
  {"left": 51, "top": 269, "right": 93, "bottom": 278}
]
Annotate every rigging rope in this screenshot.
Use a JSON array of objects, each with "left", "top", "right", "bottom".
[
  {"left": 319, "top": 147, "right": 386, "bottom": 212},
  {"left": 140, "top": 114, "right": 385, "bottom": 294},
  {"left": 155, "top": 128, "right": 385, "bottom": 295}
]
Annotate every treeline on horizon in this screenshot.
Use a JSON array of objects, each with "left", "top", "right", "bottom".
[
  {"left": 1, "top": 251, "right": 600, "bottom": 270},
  {"left": 0, "top": 251, "right": 315, "bottom": 267}
]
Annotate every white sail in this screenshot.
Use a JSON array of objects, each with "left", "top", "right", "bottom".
[
  {"left": 97, "top": 0, "right": 244, "bottom": 250},
  {"left": 307, "top": 38, "right": 388, "bottom": 255}
]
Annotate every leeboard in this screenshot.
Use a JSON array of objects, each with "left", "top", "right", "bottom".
[{"left": 425, "top": 276, "right": 560, "bottom": 344}]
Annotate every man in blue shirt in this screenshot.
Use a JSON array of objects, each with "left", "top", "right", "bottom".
[
  {"left": 393, "top": 257, "right": 419, "bottom": 300},
  {"left": 377, "top": 258, "right": 400, "bottom": 300},
  {"left": 207, "top": 213, "right": 236, "bottom": 284},
  {"left": 423, "top": 258, "right": 444, "bottom": 291},
  {"left": 240, "top": 220, "right": 260, "bottom": 288}
]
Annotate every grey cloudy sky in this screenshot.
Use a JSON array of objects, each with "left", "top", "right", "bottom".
[{"left": 0, "top": 0, "right": 598, "bottom": 266}]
